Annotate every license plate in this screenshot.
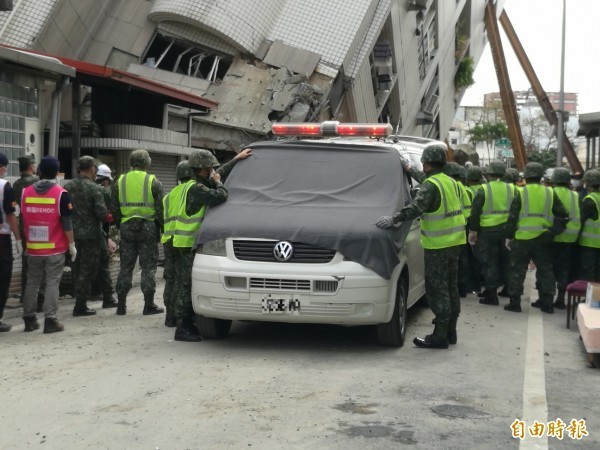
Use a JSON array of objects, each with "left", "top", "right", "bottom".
[{"left": 261, "top": 296, "right": 300, "bottom": 314}]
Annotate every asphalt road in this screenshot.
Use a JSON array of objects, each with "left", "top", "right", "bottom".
[{"left": 1, "top": 271, "right": 598, "bottom": 449}]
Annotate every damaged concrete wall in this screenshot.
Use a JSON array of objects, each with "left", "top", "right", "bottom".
[{"left": 189, "top": 57, "right": 333, "bottom": 151}]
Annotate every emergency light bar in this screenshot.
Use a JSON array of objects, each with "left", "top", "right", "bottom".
[{"left": 272, "top": 121, "right": 393, "bottom": 137}]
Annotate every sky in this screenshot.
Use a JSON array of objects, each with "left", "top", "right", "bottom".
[{"left": 461, "top": 0, "right": 600, "bottom": 114}]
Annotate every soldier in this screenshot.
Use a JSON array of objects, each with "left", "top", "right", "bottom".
[
  {"left": 65, "top": 156, "right": 117, "bottom": 316},
  {"left": 13, "top": 155, "right": 44, "bottom": 310},
  {"left": 466, "top": 165, "right": 485, "bottom": 197},
  {"left": 468, "top": 160, "right": 515, "bottom": 306},
  {"left": 173, "top": 148, "right": 252, "bottom": 341},
  {"left": 501, "top": 168, "right": 520, "bottom": 185},
  {"left": 444, "top": 162, "right": 472, "bottom": 297},
  {"left": 91, "top": 163, "right": 118, "bottom": 304},
  {"left": 578, "top": 169, "right": 600, "bottom": 282},
  {"left": 161, "top": 161, "right": 194, "bottom": 328},
  {"left": 498, "top": 167, "right": 521, "bottom": 297},
  {"left": 111, "top": 149, "right": 164, "bottom": 316},
  {"left": 21, "top": 156, "right": 76, "bottom": 333},
  {"left": 0, "top": 152, "right": 23, "bottom": 333},
  {"left": 548, "top": 168, "right": 580, "bottom": 308},
  {"left": 377, "top": 143, "right": 465, "bottom": 349},
  {"left": 504, "top": 162, "right": 569, "bottom": 313}
]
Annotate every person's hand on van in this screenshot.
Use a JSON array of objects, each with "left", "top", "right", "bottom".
[
  {"left": 376, "top": 216, "right": 395, "bottom": 229},
  {"left": 235, "top": 148, "right": 253, "bottom": 161}
]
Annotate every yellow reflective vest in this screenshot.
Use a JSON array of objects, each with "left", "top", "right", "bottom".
[
  {"left": 420, "top": 173, "right": 466, "bottom": 249},
  {"left": 458, "top": 182, "right": 473, "bottom": 219},
  {"left": 480, "top": 180, "right": 516, "bottom": 228},
  {"left": 579, "top": 192, "right": 600, "bottom": 249},
  {"left": 553, "top": 186, "right": 580, "bottom": 243},
  {"left": 515, "top": 184, "right": 553, "bottom": 240},
  {"left": 161, "top": 183, "right": 187, "bottom": 244},
  {"left": 117, "top": 170, "right": 156, "bottom": 223},
  {"left": 173, "top": 181, "right": 205, "bottom": 248}
]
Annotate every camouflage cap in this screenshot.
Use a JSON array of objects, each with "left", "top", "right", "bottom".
[
  {"left": 189, "top": 149, "right": 217, "bottom": 169},
  {"left": 176, "top": 160, "right": 193, "bottom": 181},
  {"left": 501, "top": 168, "right": 520, "bottom": 183},
  {"left": 550, "top": 167, "right": 571, "bottom": 185},
  {"left": 486, "top": 160, "right": 507, "bottom": 176},
  {"left": 17, "top": 154, "right": 35, "bottom": 165},
  {"left": 458, "top": 165, "right": 467, "bottom": 181},
  {"left": 130, "top": 149, "right": 151, "bottom": 168},
  {"left": 443, "top": 162, "right": 461, "bottom": 178},
  {"left": 78, "top": 155, "right": 98, "bottom": 171},
  {"left": 523, "top": 162, "right": 545, "bottom": 179},
  {"left": 421, "top": 143, "right": 448, "bottom": 164},
  {"left": 466, "top": 165, "right": 483, "bottom": 182},
  {"left": 583, "top": 169, "right": 600, "bottom": 186}
]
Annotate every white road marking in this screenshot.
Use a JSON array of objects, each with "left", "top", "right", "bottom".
[{"left": 520, "top": 270, "right": 548, "bottom": 450}]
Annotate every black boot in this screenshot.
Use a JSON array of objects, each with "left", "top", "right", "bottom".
[
  {"left": 116, "top": 296, "right": 127, "bottom": 315},
  {"left": 477, "top": 289, "right": 489, "bottom": 298},
  {"left": 165, "top": 313, "right": 176, "bottom": 327},
  {"left": 540, "top": 293, "right": 554, "bottom": 314},
  {"left": 504, "top": 296, "right": 522, "bottom": 313},
  {"left": 413, "top": 324, "right": 449, "bottom": 349},
  {"left": 497, "top": 287, "right": 510, "bottom": 298},
  {"left": 553, "top": 289, "right": 566, "bottom": 309},
  {"left": 143, "top": 296, "right": 164, "bottom": 315},
  {"left": 43, "top": 317, "right": 64, "bottom": 334},
  {"left": 447, "top": 316, "right": 458, "bottom": 345},
  {"left": 102, "top": 294, "right": 118, "bottom": 309},
  {"left": 479, "top": 290, "right": 499, "bottom": 306},
  {"left": 73, "top": 299, "right": 96, "bottom": 317},
  {"left": 174, "top": 317, "right": 203, "bottom": 342},
  {"left": 23, "top": 316, "right": 40, "bottom": 332}
]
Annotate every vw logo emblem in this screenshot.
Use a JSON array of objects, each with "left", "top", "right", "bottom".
[{"left": 273, "top": 241, "right": 294, "bottom": 262}]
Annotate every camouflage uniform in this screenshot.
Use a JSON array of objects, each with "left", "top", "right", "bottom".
[
  {"left": 91, "top": 184, "right": 117, "bottom": 302},
  {"left": 173, "top": 153, "right": 238, "bottom": 340},
  {"left": 380, "top": 147, "right": 464, "bottom": 349},
  {"left": 13, "top": 171, "right": 41, "bottom": 303},
  {"left": 111, "top": 150, "right": 164, "bottom": 314},
  {"left": 505, "top": 165, "right": 568, "bottom": 313},
  {"left": 579, "top": 188, "right": 600, "bottom": 281},
  {"left": 65, "top": 169, "right": 109, "bottom": 315}
]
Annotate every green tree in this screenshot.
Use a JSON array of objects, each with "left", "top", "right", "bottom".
[
  {"left": 526, "top": 147, "right": 557, "bottom": 170},
  {"left": 466, "top": 122, "right": 509, "bottom": 164}
]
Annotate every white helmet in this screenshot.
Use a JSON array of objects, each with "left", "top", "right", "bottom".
[{"left": 97, "top": 164, "right": 113, "bottom": 180}]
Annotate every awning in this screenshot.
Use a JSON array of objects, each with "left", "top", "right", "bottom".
[
  {"left": 0, "top": 45, "right": 217, "bottom": 110},
  {"left": 0, "top": 46, "right": 75, "bottom": 78}
]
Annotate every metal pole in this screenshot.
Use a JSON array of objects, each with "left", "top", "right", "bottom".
[{"left": 556, "top": 0, "right": 566, "bottom": 167}]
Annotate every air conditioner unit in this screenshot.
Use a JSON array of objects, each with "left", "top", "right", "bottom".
[
  {"left": 25, "top": 118, "right": 41, "bottom": 163},
  {"left": 424, "top": 94, "right": 439, "bottom": 115}
]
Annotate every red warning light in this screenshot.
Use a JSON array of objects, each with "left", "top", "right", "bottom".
[
  {"left": 272, "top": 123, "right": 322, "bottom": 136},
  {"left": 336, "top": 123, "right": 393, "bottom": 137}
]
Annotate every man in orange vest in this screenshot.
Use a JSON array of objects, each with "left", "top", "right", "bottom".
[{"left": 21, "top": 156, "right": 77, "bottom": 333}]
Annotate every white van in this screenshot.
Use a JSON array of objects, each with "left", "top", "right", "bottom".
[{"left": 191, "top": 122, "right": 433, "bottom": 346}]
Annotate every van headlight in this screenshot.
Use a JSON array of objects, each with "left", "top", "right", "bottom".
[{"left": 200, "top": 239, "right": 227, "bottom": 256}]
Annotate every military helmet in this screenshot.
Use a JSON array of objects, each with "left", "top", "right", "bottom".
[
  {"left": 486, "top": 160, "right": 507, "bottom": 176},
  {"left": 583, "top": 169, "right": 600, "bottom": 186},
  {"left": 443, "top": 162, "right": 461, "bottom": 178},
  {"left": 189, "top": 149, "right": 218, "bottom": 169},
  {"left": 523, "top": 162, "right": 545, "bottom": 179},
  {"left": 501, "top": 168, "right": 520, "bottom": 183},
  {"left": 420, "top": 143, "right": 448, "bottom": 164},
  {"left": 466, "top": 165, "right": 483, "bottom": 182},
  {"left": 458, "top": 165, "right": 467, "bottom": 181},
  {"left": 78, "top": 155, "right": 97, "bottom": 171},
  {"left": 176, "top": 160, "right": 193, "bottom": 181},
  {"left": 130, "top": 149, "right": 151, "bottom": 168},
  {"left": 550, "top": 167, "right": 571, "bottom": 185}
]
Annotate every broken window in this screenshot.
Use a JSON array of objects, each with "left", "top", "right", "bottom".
[{"left": 142, "top": 33, "right": 231, "bottom": 82}]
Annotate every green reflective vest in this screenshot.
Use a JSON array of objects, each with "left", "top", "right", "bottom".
[
  {"left": 553, "top": 186, "right": 580, "bottom": 243},
  {"left": 468, "top": 183, "right": 483, "bottom": 197},
  {"left": 173, "top": 181, "right": 205, "bottom": 248},
  {"left": 420, "top": 173, "right": 466, "bottom": 249},
  {"left": 161, "top": 183, "right": 188, "bottom": 244},
  {"left": 515, "top": 184, "right": 553, "bottom": 240},
  {"left": 117, "top": 171, "right": 156, "bottom": 223},
  {"left": 480, "top": 180, "right": 515, "bottom": 228},
  {"left": 458, "top": 182, "right": 473, "bottom": 219},
  {"left": 579, "top": 192, "right": 600, "bottom": 249}
]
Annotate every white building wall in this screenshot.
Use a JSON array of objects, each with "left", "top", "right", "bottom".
[
  {"left": 0, "top": 0, "right": 58, "bottom": 48},
  {"left": 349, "top": 57, "right": 377, "bottom": 122}
]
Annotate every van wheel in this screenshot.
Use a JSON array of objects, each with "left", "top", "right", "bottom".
[
  {"left": 195, "top": 315, "right": 232, "bottom": 339},
  {"left": 376, "top": 280, "right": 407, "bottom": 347}
]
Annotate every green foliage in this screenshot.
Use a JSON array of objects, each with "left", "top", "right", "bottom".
[
  {"left": 526, "top": 147, "right": 557, "bottom": 170},
  {"left": 467, "top": 122, "right": 508, "bottom": 146},
  {"left": 455, "top": 56, "right": 475, "bottom": 89}
]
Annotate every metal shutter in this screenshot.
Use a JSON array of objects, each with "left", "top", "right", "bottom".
[{"left": 148, "top": 153, "right": 180, "bottom": 194}]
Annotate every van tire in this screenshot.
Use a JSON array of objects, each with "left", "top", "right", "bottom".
[
  {"left": 195, "top": 315, "right": 232, "bottom": 339},
  {"left": 376, "top": 279, "right": 407, "bottom": 347}
]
